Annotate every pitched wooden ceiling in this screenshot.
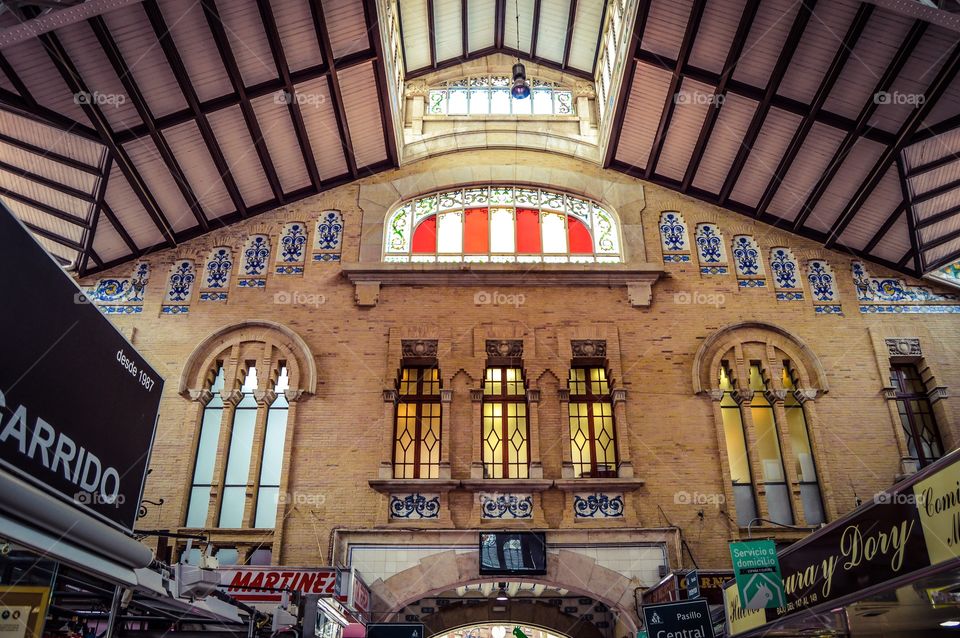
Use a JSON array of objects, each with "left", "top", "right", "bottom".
[
  {"left": 0, "top": 0, "right": 959, "bottom": 278},
  {"left": 0, "top": 0, "right": 396, "bottom": 273},
  {"left": 607, "top": 0, "right": 960, "bottom": 277}
]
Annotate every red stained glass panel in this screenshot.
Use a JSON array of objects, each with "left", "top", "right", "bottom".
[
  {"left": 412, "top": 217, "right": 437, "bottom": 253},
  {"left": 568, "top": 217, "right": 593, "bottom": 254},
  {"left": 516, "top": 208, "right": 541, "bottom": 253},
  {"left": 464, "top": 208, "right": 489, "bottom": 253}
]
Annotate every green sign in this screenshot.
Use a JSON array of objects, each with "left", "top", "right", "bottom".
[{"left": 729, "top": 540, "right": 785, "bottom": 609}]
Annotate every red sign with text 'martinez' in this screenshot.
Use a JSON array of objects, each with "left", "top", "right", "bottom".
[{"left": 219, "top": 567, "right": 339, "bottom": 602}]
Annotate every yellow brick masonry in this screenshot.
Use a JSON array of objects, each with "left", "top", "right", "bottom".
[{"left": 80, "top": 150, "right": 960, "bottom": 574}]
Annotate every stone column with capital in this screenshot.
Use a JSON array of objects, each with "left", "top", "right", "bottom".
[
  {"left": 406, "top": 80, "right": 428, "bottom": 136},
  {"left": 706, "top": 391, "right": 742, "bottom": 532},
  {"left": 272, "top": 389, "right": 304, "bottom": 564},
  {"left": 558, "top": 388, "right": 574, "bottom": 478},
  {"left": 470, "top": 389, "right": 485, "bottom": 479},
  {"left": 380, "top": 389, "right": 398, "bottom": 479},
  {"left": 439, "top": 389, "right": 453, "bottom": 479},
  {"left": 527, "top": 389, "right": 543, "bottom": 479},
  {"left": 768, "top": 390, "right": 805, "bottom": 524},
  {"left": 611, "top": 388, "right": 633, "bottom": 478},
  {"left": 575, "top": 81, "right": 596, "bottom": 137}
]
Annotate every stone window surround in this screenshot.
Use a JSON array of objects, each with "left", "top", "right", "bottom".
[
  {"left": 177, "top": 321, "right": 317, "bottom": 561},
  {"left": 370, "top": 327, "right": 644, "bottom": 521},
  {"left": 401, "top": 55, "right": 600, "bottom": 163},
  {"left": 348, "top": 172, "right": 661, "bottom": 308},
  {"left": 693, "top": 321, "right": 832, "bottom": 534},
  {"left": 869, "top": 331, "right": 952, "bottom": 478}
]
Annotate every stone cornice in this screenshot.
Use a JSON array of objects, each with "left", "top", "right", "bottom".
[
  {"left": 553, "top": 478, "right": 645, "bottom": 492},
  {"left": 341, "top": 263, "right": 663, "bottom": 307},
  {"left": 369, "top": 479, "right": 460, "bottom": 494}
]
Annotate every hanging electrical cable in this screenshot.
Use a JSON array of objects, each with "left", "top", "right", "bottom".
[{"left": 511, "top": 0, "right": 530, "bottom": 99}]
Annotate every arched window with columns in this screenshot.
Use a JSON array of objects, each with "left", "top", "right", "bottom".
[
  {"left": 693, "top": 322, "right": 830, "bottom": 530},
  {"left": 179, "top": 322, "right": 316, "bottom": 542}
]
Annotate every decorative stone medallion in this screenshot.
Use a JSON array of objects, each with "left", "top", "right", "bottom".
[
  {"left": 571, "top": 340, "right": 607, "bottom": 358},
  {"left": 485, "top": 339, "right": 523, "bottom": 358},
  {"left": 402, "top": 339, "right": 439, "bottom": 358},
  {"left": 886, "top": 338, "right": 922, "bottom": 358}
]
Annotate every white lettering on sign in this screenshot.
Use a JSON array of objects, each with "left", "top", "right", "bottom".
[
  {"left": 654, "top": 630, "right": 706, "bottom": 638},
  {"left": 117, "top": 349, "right": 155, "bottom": 392},
  {"left": 351, "top": 573, "right": 370, "bottom": 613},
  {"left": 0, "top": 389, "right": 122, "bottom": 504}
]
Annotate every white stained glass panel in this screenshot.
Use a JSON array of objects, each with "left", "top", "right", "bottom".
[
  {"left": 542, "top": 212, "right": 567, "bottom": 253},
  {"left": 469, "top": 89, "right": 489, "bottom": 114},
  {"left": 491, "top": 89, "right": 511, "bottom": 114},
  {"left": 437, "top": 212, "right": 464, "bottom": 253},
  {"left": 512, "top": 94, "right": 532, "bottom": 115},
  {"left": 448, "top": 88, "right": 468, "bottom": 114},
  {"left": 532, "top": 89, "right": 553, "bottom": 114},
  {"left": 490, "top": 208, "right": 515, "bottom": 252}
]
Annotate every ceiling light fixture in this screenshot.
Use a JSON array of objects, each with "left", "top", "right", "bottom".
[
  {"left": 496, "top": 583, "right": 509, "bottom": 601},
  {"left": 941, "top": 620, "right": 960, "bottom": 628},
  {"left": 511, "top": 0, "right": 530, "bottom": 99}
]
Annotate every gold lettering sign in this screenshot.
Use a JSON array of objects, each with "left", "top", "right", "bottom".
[
  {"left": 724, "top": 585, "right": 764, "bottom": 636},
  {"left": 913, "top": 462, "right": 960, "bottom": 565}
]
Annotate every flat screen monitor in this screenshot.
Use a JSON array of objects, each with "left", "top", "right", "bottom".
[{"left": 479, "top": 532, "right": 547, "bottom": 575}]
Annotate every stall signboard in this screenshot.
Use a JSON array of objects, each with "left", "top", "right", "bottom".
[
  {"left": 341, "top": 567, "right": 371, "bottom": 622},
  {"left": 690, "top": 570, "right": 733, "bottom": 606},
  {"left": 0, "top": 587, "right": 50, "bottom": 638},
  {"left": 642, "top": 574, "right": 680, "bottom": 605},
  {"left": 729, "top": 540, "right": 785, "bottom": 609},
  {"left": 642, "top": 599, "right": 715, "bottom": 638},
  {"left": 0, "top": 205, "right": 163, "bottom": 531},
  {"left": 726, "top": 453, "right": 960, "bottom": 634},
  {"left": 723, "top": 583, "right": 765, "bottom": 637},
  {"left": 219, "top": 567, "right": 339, "bottom": 603}
]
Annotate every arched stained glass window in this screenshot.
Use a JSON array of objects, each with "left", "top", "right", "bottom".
[
  {"left": 384, "top": 186, "right": 622, "bottom": 263},
  {"left": 428, "top": 77, "right": 574, "bottom": 116}
]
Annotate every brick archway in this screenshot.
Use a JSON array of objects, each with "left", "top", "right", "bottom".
[{"left": 368, "top": 549, "right": 639, "bottom": 633}]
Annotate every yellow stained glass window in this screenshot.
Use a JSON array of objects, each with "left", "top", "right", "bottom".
[
  {"left": 567, "top": 367, "right": 617, "bottom": 477},
  {"left": 393, "top": 367, "right": 442, "bottom": 479},
  {"left": 482, "top": 366, "right": 529, "bottom": 478}
]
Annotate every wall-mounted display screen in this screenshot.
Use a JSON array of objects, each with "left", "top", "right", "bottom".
[{"left": 479, "top": 532, "right": 547, "bottom": 575}]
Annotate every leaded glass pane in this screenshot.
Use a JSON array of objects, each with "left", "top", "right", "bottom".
[
  {"left": 185, "top": 486, "right": 211, "bottom": 527},
  {"left": 532, "top": 88, "right": 553, "bottom": 114},
  {"left": 437, "top": 212, "right": 464, "bottom": 253},
  {"left": 428, "top": 90, "right": 446, "bottom": 114},
  {"left": 469, "top": 86, "right": 489, "bottom": 114},
  {"left": 489, "top": 186, "right": 513, "bottom": 205},
  {"left": 490, "top": 208, "right": 516, "bottom": 252},
  {"left": 219, "top": 487, "right": 246, "bottom": 528},
  {"left": 541, "top": 212, "right": 567, "bottom": 253},
  {"left": 448, "top": 86, "right": 468, "bottom": 114},
  {"left": 437, "top": 189, "right": 462, "bottom": 210},
  {"left": 491, "top": 89, "right": 511, "bottom": 113},
  {"left": 512, "top": 93, "right": 532, "bottom": 114},
  {"left": 382, "top": 186, "right": 622, "bottom": 262},
  {"left": 254, "top": 487, "right": 280, "bottom": 528}
]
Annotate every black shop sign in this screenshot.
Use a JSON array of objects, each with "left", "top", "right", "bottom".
[{"left": 0, "top": 205, "right": 163, "bottom": 530}]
